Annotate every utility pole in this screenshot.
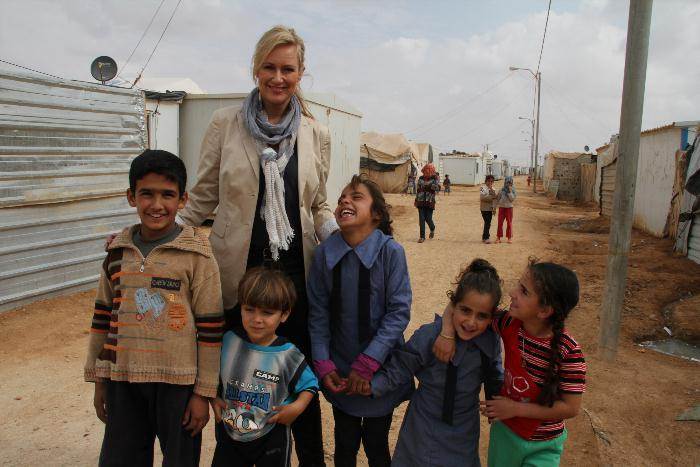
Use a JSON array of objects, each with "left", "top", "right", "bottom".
[
  {"left": 533, "top": 72, "right": 541, "bottom": 193},
  {"left": 599, "top": 0, "right": 653, "bottom": 361}
]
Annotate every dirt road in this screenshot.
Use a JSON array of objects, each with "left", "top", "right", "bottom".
[{"left": 1, "top": 176, "right": 698, "bottom": 466}]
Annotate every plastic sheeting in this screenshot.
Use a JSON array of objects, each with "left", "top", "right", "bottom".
[{"left": 360, "top": 132, "right": 412, "bottom": 165}]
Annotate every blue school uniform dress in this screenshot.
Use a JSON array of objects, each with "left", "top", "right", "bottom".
[
  {"left": 372, "top": 316, "right": 503, "bottom": 467},
  {"left": 308, "top": 229, "right": 413, "bottom": 417}
]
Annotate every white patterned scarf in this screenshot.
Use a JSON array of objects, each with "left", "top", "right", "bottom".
[{"left": 242, "top": 88, "right": 301, "bottom": 260}]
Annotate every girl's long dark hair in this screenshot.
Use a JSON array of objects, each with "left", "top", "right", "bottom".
[
  {"left": 527, "top": 257, "right": 580, "bottom": 407},
  {"left": 447, "top": 258, "right": 502, "bottom": 311},
  {"left": 348, "top": 174, "right": 393, "bottom": 235}
]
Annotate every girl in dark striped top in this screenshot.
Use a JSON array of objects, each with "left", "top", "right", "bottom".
[{"left": 434, "top": 258, "right": 586, "bottom": 466}]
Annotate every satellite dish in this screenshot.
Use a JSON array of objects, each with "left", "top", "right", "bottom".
[
  {"left": 584, "top": 145, "right": 590, "bottom": 153},
  {"left": 91, "top": 56, "right": 118, "bottom": 84}
]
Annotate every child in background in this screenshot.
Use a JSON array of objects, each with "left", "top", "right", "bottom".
[
  {"left": 435, "top": 258, "right": 586, "bottom": 467},
  {"left": 363, "top": 258, "right": 503, "bottom": 467},
  {"left": 84, "top": 150, "right": 224, "bottom": 466},
  {"left": 496, "top": 176, "right": 516, "bottom": 243},
  {"left": 443, "top": 174, "right": 452, "bottom": 195},
  {"left": 211, "top": 267, "right": 319, "bottom": 467},
  {"left": 480, "top": 175, "right": 497, "bottom": 244},
  {"left": 308, "top": 174, "right": 412, "bottom": 467}
]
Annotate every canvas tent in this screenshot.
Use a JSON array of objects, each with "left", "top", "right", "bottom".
[{"left": 360, "top": 132, "right": 415, "bottom": 193}]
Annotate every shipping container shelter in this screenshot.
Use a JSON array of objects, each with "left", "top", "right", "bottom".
[
  {"left": 440, "top": 155, "right": 485, "bottom": 185},
  {"left": 0, "top": 70, "right": 146, "bottom": 312},
  {"left": 597, "top": 121, "right": 699, "bottom": 237},
  {"left": 179, "top": 92, "right": 362, "bottom": 205},
  {"left": 145, "top": 91, "right": 186, "bottom": 156},
  {"left": 488, "top": 160, "right": 504, "bottom": 180}
]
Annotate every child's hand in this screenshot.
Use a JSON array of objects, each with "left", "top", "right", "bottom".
[
  {"left": 359, "top": 382, "right": 373, "bottom": 397},
  {"left": 268, "top": 391, "right": 313, "bottom": 426},
  {"left": 433, "top": 302, "right": 457, "bottom": 363},
  {"left": 480, "top": 396, "right": 520, "bottom": 421},
  {"left": 182, "top": 393, "right": 210, "bottom": 436},
  {"left": 93, "top": 382, "right": 107, "bottom": 423},
  {"left": 433, "top": 334, "right": 456, "bottom": 363},
  {"left": 345, "top": 370, "right": 370, "bottom": 396},
  {"left": 210, "top": 397, "right": 227, "bottom": 423},
  {"left": 268, "top": 402, "right": 304, "bottom": 426},
  {"left": 322, "top": 371, "right": 347, "bottom": 394}
]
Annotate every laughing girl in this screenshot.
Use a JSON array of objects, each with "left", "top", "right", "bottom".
[{"left": 308, "top": 174, "right": 412, "bottom": 467}]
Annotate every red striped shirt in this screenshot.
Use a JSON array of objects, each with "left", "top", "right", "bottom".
[{"left": 493, "top": 312, "right": 586, "bottom": 440}]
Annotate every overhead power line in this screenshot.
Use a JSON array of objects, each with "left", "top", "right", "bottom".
[
  {"left": 536, "top": 0, "right": 553, "bottom": 74},
  {"left": 486, "top": 120, "right": 529, "bottom": 146},
  {"left": 0, "top": 58, "right": 64, "bottom": 80},
  {"left": 116, "top": 0, "right": 167, "bottom": 82},
  {"left": 407, "top": 72, "right": 514, "bottom": 138},
  {"left": 132, "top": 0, "right": 183, "bottom": 88}
]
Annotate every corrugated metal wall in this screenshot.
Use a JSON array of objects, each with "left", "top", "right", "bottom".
[
  {"left": 600, "top": 159, "right": 617, "bottom": 216},
  {"left": 0, "top": 70, "right": 146, "bottom": 312},
  {"left": 688, "top": 219, "right": 700, "bottom": 264}
]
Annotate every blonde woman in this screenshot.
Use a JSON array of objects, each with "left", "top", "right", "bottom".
[{"left": 179, "top": 25, "right": 335, "bottom": 466}]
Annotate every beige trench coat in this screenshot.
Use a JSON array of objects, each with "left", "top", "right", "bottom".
[{"left": 179, "top": 106, "right": 336, "bottom": 309}]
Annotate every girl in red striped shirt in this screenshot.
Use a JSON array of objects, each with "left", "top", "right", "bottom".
[{"left": 434, "top": 258, "right": 586, "bottom": 466}]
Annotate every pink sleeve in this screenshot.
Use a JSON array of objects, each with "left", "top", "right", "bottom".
[
  {"left": 350, "top": 353, "right": 381, "bottom": 381},
  {"left": 313, "top": 359, "right": 337, "bottom": 380}
]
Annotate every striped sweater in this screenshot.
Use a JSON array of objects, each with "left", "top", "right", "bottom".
[
  {"left": 493, "top": 312, "right": 586, "bottom": 441},
  {"left": 84, "top": 225, "right": 224, "bottom": 398}
]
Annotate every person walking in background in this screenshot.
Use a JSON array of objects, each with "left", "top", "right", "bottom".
[
  {"left": 496, "top": 176, "right": 516, "bottom": 243},
  {"left": 404, "top": 163, "right": 417, "bottom": 196},
  {"left": 415, "top": 164, "right": 439, "bottom": 243},
  {"left": 480, "top": 175, "right": 497, "bottom": 244},
  {"left": 443, "top": 174, "right": 452, "bottom": 195},
  {"left": 435, "top": 172, "right": 442, "bottom": 195}
]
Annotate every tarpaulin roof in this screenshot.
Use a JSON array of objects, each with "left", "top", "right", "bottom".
[{"left": 360, "top": 132, "right": 412, "bottom": 165}]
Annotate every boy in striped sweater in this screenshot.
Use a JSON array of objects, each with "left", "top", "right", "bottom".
[{"left": 84, "top": 150, "right": 224, "bottom": 466}]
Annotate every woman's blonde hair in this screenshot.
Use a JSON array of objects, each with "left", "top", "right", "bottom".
[{"left": 252, "top": 25, "right": 313, "bottom": 118}]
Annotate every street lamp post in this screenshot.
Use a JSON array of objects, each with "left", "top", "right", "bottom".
[
  {"left": 510, "top": 66, "right": 541, "bottom": 193},
  {"left": 518, "top": 116, "right": 535, "bottom": 180}
]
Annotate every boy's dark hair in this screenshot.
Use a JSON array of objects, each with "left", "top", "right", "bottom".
[
  {"left": 527, "top": 257, "right": 580, "bottom": 407},
  {"left": 348, "top": 174, "right": 393, "bottom": 236},
  {"left": 447, "top": 258, "right": 502, "bottom": 311},
  {"left": 238, "top": 267, "right": 297, "bottom": 313},
  {"left": 485, "top": 175, "right": 495, "bottom": 182},
  {"left": 129, "top": 149, "right": 187, "bottom": 196}
]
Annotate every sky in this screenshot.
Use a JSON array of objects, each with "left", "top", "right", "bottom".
[{"left": 2, "top": 0, "right": 698, "bottom": 165}]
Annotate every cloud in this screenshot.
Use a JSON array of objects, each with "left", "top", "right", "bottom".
[{"left": 1, "top": 0, "right": 697, "bottom": 166}]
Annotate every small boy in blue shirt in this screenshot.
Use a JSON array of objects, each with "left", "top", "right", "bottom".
[{"left": 211, "top": 267, "right": 319, "bottom": 467}]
